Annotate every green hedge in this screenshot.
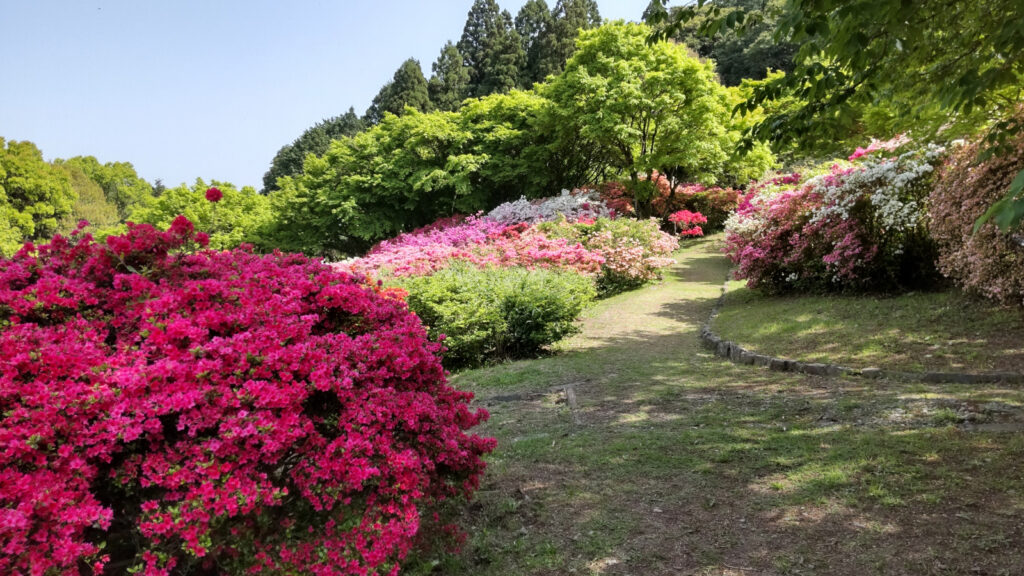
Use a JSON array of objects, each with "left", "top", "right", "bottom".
[{"left": 396, "top": 265, "right": 596, "bottom": 368}]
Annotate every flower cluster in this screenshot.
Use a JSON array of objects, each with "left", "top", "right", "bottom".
[
  {"left": 598, "top": 173, "right": 740, "bottom": 231},
  {"left": 0, "top": 218, "right": 494, "bottom": 575},
  {"left": 725, "top": 143, "right": 945, "bottom": 293},
  {"left": 486, "top": 189, "right": 614, "bottom": 225},
  {"left": 337, "top": 216, "right": 605, "bottom": 278},
  {"left": 668, "top": 209, "right": 708, "bottom": 237}
]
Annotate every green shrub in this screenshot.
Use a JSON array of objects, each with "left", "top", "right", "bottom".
[{"left": 396, "top": 264, "right": 596, "bottom": 368}]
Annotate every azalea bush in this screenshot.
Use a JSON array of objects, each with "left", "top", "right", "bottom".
[
  {"left": 0, "top": 219, "right": 494, "bottom": 575},
  {"left": 725, "top": 142, "right": 945, "bottom": 293},
  {"left": 539, "top": 217, "right": 679, "bottom": 294},
  {"left": 396, "top": 264, "right": 596, "bottom": 368},
  {"left": 930, "top": 126, "right": 1024, "bottom": 306},
  {"left": 598, "top": 173, "right": 740, "bottom": 231},
  {"left": 485, "top": 189, "right": 614, "bottom": 225}
]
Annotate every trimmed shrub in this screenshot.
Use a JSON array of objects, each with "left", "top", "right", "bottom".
[
  {"left": 0, "top": 219, "right": 494, "bottom": 575},
  {"left": 930, "top": 129, "right": 1024, "bottom": 306},
  {"left": 397, "top": 265, "right": 596, "bottom": 368}
]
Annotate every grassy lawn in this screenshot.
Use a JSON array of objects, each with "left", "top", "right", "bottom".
[
  {"left": 407, "top": 236, "right": 1024, "bottom": 576},
  {"left": 713, "top": 281, "right": 1024, "bottom": 374}
]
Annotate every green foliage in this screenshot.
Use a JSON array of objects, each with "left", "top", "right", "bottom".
[
  {"left": 365, "top": 59, "right": 433, "bottom": 125},
  {"left": 459, "top": 90, "right": 560, "bottom": 202},
  {"left": 515, "top": 0, "right": 555, "bottom": 86},
  {"left": 542, "top": 21, "right": 770, "bottom": 215},
  {"left": 58, "top": 164, "right": 120, "bottom": 233},
  {"left": 428, "top": 42, "right": 471, "bottom": 112},
  {"left": 54, "top": 155, "right": 153, "bottom": 219},
  {"left": 396, "top": 264, "right": 596, "bottom": 368},
  {"left": 534, "top": 0, "right": 602, "bottom": 80},
  {"left": 130, "top": 179, "right": 272, "bottom": 249},
  {"left": 0, "top": 138, "right": 75, "bottom": 255},
  {"left": 262, "top": 109, "right": 365, "bottom": 193}
]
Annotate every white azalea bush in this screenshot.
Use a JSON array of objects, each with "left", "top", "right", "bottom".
[{"left": 487, "top": 189, "right": 614, "bottom": 225}]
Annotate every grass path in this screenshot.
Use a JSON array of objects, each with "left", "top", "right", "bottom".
[{"left": 421, "top": 237, "right": 1024, "bottom": 576}]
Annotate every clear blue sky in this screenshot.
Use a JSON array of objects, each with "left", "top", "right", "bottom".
[{"left": 1, "top": 0, "right": 652, "bottom": 189}]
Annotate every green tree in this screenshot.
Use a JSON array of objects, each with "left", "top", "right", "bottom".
[
  {"left": 534, "top": 0, "right": 601, "bottom": 79},
  {"left": 54, "top": 155, "right": 153, "bottom": 219},
  {"left": 262, "top": 108, "right": 365, "bottom": 193},
  {"left": 0, "top": 138, "right": 75, "bottom": 254},
  {"left": 458, "top": 0, "right": 503, "bottom": 94},
  {"left": 515, "top": 0, "right": 555, "bottom": 86},
  {"left": 364, "top": 59, "right": 432, "bottom": 125},
  {"left": 58, "top": 164, "right": 120, "bottom": 233},
  {"left": 131, "top": 179, "right": 272, "bottom": 250},
  {"left": 267, "top": 109, "right": 486, "bottom": 255},
  {"left": 428, "top": 42, "right": 471, "bottom": 112},
  {"left": 476, "top": 10, "right": 527, "bottom": 96},
  {"left": 543, "top": 22, "right": 769, "bottom": 215}
]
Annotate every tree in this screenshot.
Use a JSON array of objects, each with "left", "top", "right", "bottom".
[
  {"left": 267, "top": 109, "right": 487, "bottom": 256},
  {"left": 651, "top": 0, "right": 1024, "bottom": 228},
  {"left": 458, "top": 0, "right": 504, "bottom": 94},
  {"left": 131, "top": 178, "right": 272, "bottom": 249},
  {"left": 58, "top": 164, "right": 120, "bottom": 233},
  {"left": 534, "top": 0, "right": 601, "bottom": 80},
  {"left": 515, "top": 0, "right": 555, "bottom": 86},
  {"left": 543, "top": 22, "right": 769, "bottom": 216},
  {"left": 476, "top": 10, "right": 527, "bottom": 96},
  {"left": 0, "top": 138, "right": 75, "bottom": 254},
  {"left": 262, "top": 108, "right": 365, "bottom": 192},
  {"left": 457, "top": 1, "right": 526, "bottom": 97},
  {"left": 54, "top": 155, "right": 153, "bottom": 219},
  {"left": 364, "top": 59, "right": 432, "bottom": 125},
  {"left": 428, "top": 41, "right": 471, "bottom": 112}
]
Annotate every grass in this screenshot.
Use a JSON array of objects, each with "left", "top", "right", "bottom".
[
  {"left": 713, "top": 281, "right": 1024, "bottom": 373},
  {"left": 404, "top": 236, "right": 1024, "bottom": 576}
]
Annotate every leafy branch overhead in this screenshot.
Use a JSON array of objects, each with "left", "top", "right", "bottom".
[{"left": 649, "top": 0, "right": 1024, "bottom": 230}]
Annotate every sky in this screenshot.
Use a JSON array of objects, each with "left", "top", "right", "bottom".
[{"left": 1, "top": 0, "right": 653, "bottom": 190}]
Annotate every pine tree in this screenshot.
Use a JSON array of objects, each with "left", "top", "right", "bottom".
[
  {"left": 476, "top": 10, "right": 526, "bottom": 96},
  {"left": 457, "top": 0, "right": 503, "bottom": 94},
  {"left": 535, "top": 0, "right": 601, "bottom": 79},
  {"left": 428, "top": 41, "right": 471, "bottom": 111},
  {"left": 364, "top": 58, "right": 432, "bottom": 124},
  {"left": 515, "top": 0, "right": 555, "bottom": 86}
]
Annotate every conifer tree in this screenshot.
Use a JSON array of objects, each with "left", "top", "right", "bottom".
[
  {"left": 428, "top": 41, "right": 471, "bottom": 111},
  {"left": 364, "top": 58, "right": 432, "bottom": 125},
  {"left": 535, "top": 0, "right": 601, "bottom": 79},
  {"left": 515, "top": 0, "right": 555, "bottom": 86}
]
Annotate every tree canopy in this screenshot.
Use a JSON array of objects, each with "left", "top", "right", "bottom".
[
  {"left": 364, "top": 58, "right": 433, "bottom": 125},
  {"left": 0, "top": 138, "right": 75, "bottom": 255},
  {"left": 262, "top": 109, "right": 365, "bottom": 193},
  {"left": 428, "top": 41, "right": 472, "bottom": 112}
]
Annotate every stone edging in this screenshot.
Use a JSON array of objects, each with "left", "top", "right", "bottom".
[{"left": 699, "top": 281, "right": 1024, "bottom": 385}]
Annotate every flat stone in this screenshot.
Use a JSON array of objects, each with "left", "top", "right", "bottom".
[
  {"left": 717, "top": 341, "right": 730, "bottom": 358},
  {"left": 753, "top": 354, "right": 771, "bottom": 367},
  {"left": 739, "top": 350, "right": 756, "bottom": 365},
  {"left": 729, "top": 345, "right": 745, "bottom": 362},
  {"left": 861, "top": 368, "right": 883, "bottom": 379},
  {"left": 803, "top": 363, "right": 828, "bottom": 376},
  {"left": 769, "top": 358, "right": 787, "bottom": 371}
]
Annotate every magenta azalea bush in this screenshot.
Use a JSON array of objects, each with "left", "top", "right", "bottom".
[
  {"left": 725, "top": 142, "right": 946, "bottom": 293},
  {"left": 0, "top": 218, "right": 494, "bottom": 575}
]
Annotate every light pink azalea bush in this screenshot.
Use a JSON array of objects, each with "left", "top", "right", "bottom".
[
  {"left": 725, "top": 141, "right": 946, "bottom": 293},
  {"left": 0, "top": 218, "right": 494, "bottom": 575},
  {"left": 929, "top": 124, "right": 1024, "bottom": 306}
]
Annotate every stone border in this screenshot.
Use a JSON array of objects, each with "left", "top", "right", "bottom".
[{"left": 699, "top": 281, "right": 1024, "bottom": 385}]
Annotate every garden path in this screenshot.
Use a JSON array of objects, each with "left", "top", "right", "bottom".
[{"left": 434, "top": 237, "right": 1024, "bottom": 576}]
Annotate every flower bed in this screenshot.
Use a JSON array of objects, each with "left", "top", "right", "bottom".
[
  {"left": 0, "top": 219, "right": 494, "bottom": 575},
  {"left": 724, "top": 141, "right": 945, "bottom": 293}
]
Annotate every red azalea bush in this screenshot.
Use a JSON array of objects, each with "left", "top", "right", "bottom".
[
  {"left": 0, "top": 218, "right": 494, "bottom": 575},
  {"left": 668, "top": 210, "right": 707, "bottom": 237},
  {"left": 929, "top": 127, "right": 1024, "bottom": 306}
]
